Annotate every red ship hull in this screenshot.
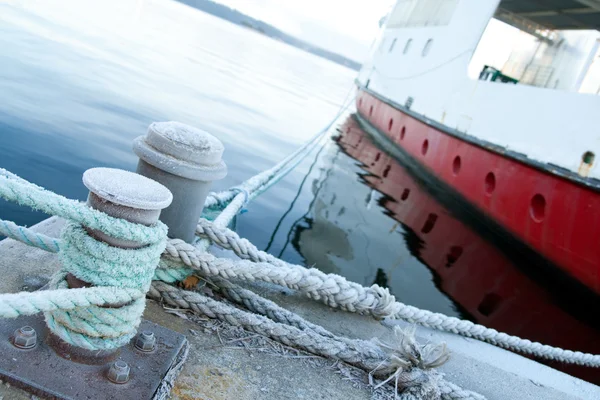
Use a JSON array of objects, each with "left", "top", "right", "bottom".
[
  {"left": 336, "top": 116, "right": 600, "bottom": 383},
  {"left": 356, "top": 88, "right": 600, "bottom": 294}
]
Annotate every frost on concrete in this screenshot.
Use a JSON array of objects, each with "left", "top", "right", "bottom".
[{"left": 170, "top": 312, "right": 398, "bottom": 400}]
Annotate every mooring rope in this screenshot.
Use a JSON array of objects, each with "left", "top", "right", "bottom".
[
  {"left": 148, "top": 282, "right": 482, "bottom": 400},
  {"left": 0, "top": 169, "right": 167, "bottom": 350},
  {"left": 187, "top": 218, "right": 600, "bottom": 367},
  {"left": 204, "top": 87, "right": 356, "bottom": 226},
  {"left": 0, "top": 163, "right": 487, "bottom": 398},
  {"left": 0, "top": 173, "right": 165, "bottom": 244},
  {"left": 1, "top": 107, "right": 599, "bottom": 399}
]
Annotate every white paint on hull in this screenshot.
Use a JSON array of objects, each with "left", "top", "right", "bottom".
[{"left": 359, "top": 0, "right": 600, "bottom": 180}]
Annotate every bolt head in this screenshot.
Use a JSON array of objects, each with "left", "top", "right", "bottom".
[
  {"left": 13, "top": 326, "right": 37, "bottom": 349},
  {"left": 107, "top": 361, "right": 130, "bottom": 384},
  {"left": 134, "top": 330, "right": 156, "bottom": 352}
]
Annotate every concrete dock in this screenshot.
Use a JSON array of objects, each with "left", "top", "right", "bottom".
[{"left": 0, "top": 217, "right": 598, "bottom": 400}]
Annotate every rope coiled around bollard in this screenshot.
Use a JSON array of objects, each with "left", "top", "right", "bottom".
[{"left": 0, "top": 169, "right": 167, "bottom": 350}]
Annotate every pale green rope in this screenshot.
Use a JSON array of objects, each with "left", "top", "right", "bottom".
[
  {"left": 0, "top": 169, "right": 167, "bottom": 350},
  {"left": 0, "top": 218, "right": 61, "bottom": 252},
  {"left": 59, "top": 223, "right": 163, "bottom": 291},
  {"left": 0, "top": 220, "right": 193, "bottom": 284},
  {"left": 0, "top": 173, "right": 166, "bottom": 244},
  {"left": 0, "top": 278, "right": 144, "bottom": 317}
]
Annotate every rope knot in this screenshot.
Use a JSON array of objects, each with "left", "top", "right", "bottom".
[
  {"left": 46, "top": 219, "right": 167, "bottom": 350},
  {"left": 370, "top": 326, "right": 450, "bottom": 399},
  {"left": 369, "top": 284, "right": 402, "bottom": 319},
  {"left": 230, "top": 187, "right": 250, "bottom": 206}
]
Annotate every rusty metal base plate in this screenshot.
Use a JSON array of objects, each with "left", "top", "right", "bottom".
[{"left": 0, "top": 315, "right": 188, "bottom": 399}]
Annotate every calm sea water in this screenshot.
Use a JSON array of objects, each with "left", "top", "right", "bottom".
[{"left": 1, "top": 0, "right": 598, "bottom": 383}]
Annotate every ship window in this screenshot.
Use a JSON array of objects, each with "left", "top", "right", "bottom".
[
  {"left": 421, "top": 139, "right": 429, "bottom": 155},
  {"left": 389, "top": 38, "right": 397, "bottom": 52},
  {"left": 422, "top": 39, "right": 433, "bottom": 56},
  {"left": 383, "top": 165, "right": 391, "bottom": 178},
  {"left": 452, "top": 156, "right": 461, "bottom": 175},
  {"left": 403, "top": 39, "right": 412, "bottom": 54},
  {"left": 530, "top": 194, "right": 546, "bottom": 222},
  {"left": 388, "top": 0, "right": 458, "bottom": 28}
]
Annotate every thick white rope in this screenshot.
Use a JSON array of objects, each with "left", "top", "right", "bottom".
[
  {"left": 148, "top": 281, "right": 483, "bottom": 400},
  {"left": 160, "top": 240, "right": 397, "bottom": 318},
  {"left": 191, "top": 218, "right": 600, "bottom": 368},
  {"left": 3, "top": 169, "right": 600, "bottom": 367},
  {"left": 4, "top": 202, "right": 600, "bottom": 366}
]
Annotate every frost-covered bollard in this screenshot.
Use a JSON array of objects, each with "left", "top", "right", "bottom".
[
  {"left": 65, "top": 167, "right": 173, "bottom": 291},
  {"left": 133, "top": 122, "right": 227, "bottom": 242}
]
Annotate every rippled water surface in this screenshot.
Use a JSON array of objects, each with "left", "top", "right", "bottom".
[{"left": 1, "top": 0, "right": 598, "bottom": 384}]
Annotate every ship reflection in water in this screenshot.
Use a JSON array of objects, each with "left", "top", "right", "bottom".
[{"left": 279, "top": 114, "right": 600, "bottom": 384}]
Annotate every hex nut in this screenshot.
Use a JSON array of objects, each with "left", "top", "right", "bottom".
[
  {"left": 107, "top": 360, "right": 130, "bottom": 384},
  {"left": 134, "top": 330, "right": 156, "bottom": 352},
  {"left": 13, "top": 326, "right": 37, "bottom": 349}
]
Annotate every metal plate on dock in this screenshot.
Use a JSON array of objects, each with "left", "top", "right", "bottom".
[{"left": 0, "top": 315, "right": 188, "bottom": 399}]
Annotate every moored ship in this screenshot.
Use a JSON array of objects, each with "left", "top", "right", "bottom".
[{"left": 356, "top": 0, "right": 600, "bottom": 294}]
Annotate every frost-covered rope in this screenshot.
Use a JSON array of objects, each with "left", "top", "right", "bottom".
[
  {"left": 0, "top": 171, "right": 165, "bottom": 244},
  {"left": 4, "top": 179, "right": 600, "bottom": 366},
  {"left": 188, "top": 218, "right": 600, "bottom": 368},
  {"left": 0, "top": 169, "right": 167, "bottom": 350},
  {"left": 0, "top": 279, "right": 143, "bottom": 318},
  {"left": 204, "top": 90, "right": 356, "bottom": 227},
  {"left": 0, "top": 218, "right": 60, "bottom": 253},
  {"left": 159, "top": 240, "right": 397, "bottom": 317},
  {"left": 148, "top": 281, "right": 482, "bottom": 400}
]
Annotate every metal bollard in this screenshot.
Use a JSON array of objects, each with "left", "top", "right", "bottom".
[
  {"left": 56, "top": 167, "right": 172, "bottom": 362},
  {"left": 0, "top": 172, "right": 190, "bottom": 399},
  {"left": 132, "top": 121, "right": 227, "bottom": 243},
  {"left": 82, "top": 167, "right": 172, "bottom": 248},
  {"left": 65, "top": 168, "right": 173, "bottom": 290}
]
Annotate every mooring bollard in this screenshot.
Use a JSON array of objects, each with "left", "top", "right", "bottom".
[
  {"left": 64, "top": 167, "right": 173, "bottom": 289},
  {"left": 56, "top": 167, "right": 172, "bottom": 363},
  {"left": 132, "top": 121, "right": 227, "bottom": 242},
  {"left": 0, "top": 170, "right": 189, "bottom": 398}
]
